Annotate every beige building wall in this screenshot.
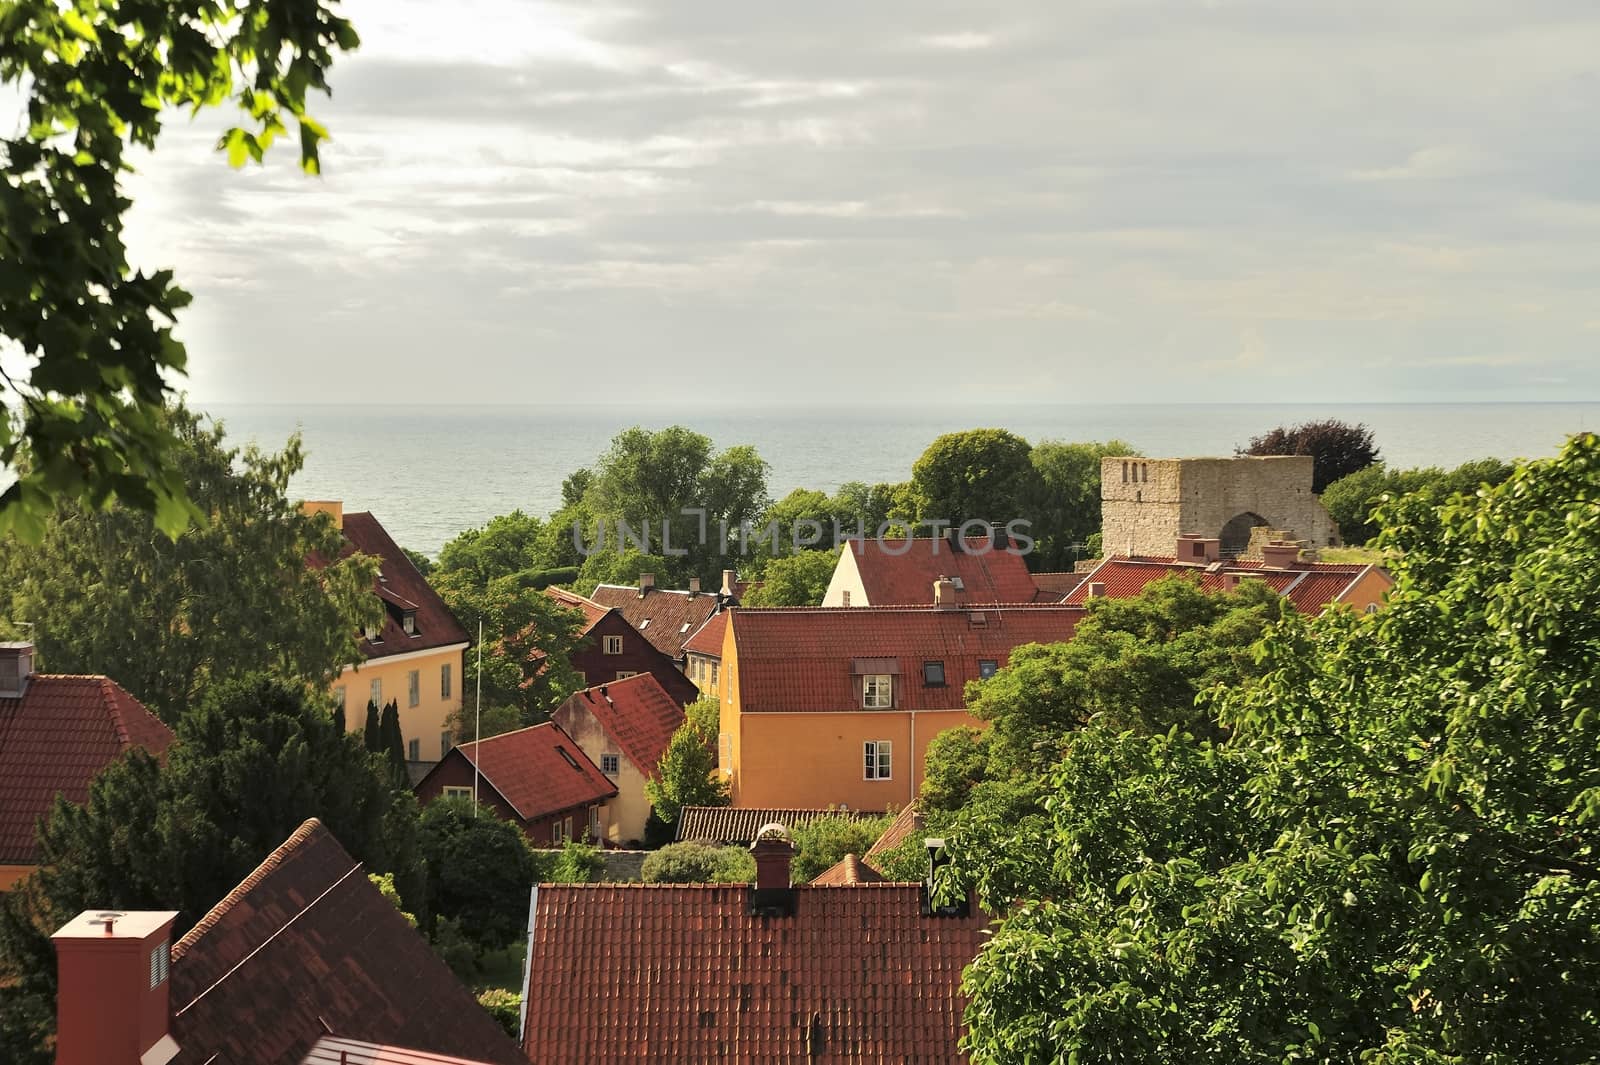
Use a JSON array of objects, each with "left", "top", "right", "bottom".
[
  {"left": 550, "top": 702, "right": 653, "bottom": 845},
  {"left": 820, "top": 548, "right": 868, "bottom": 607},
  {"left": 1101, "top": 456, "right": 1342, "bottom": 557},
  {"left": 335, "top": 643, "right": 466, "bottom": 763}
]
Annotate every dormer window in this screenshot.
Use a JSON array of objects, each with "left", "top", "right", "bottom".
[
  {"left": 363, "top": 622, "right": 382, "bottom": 642},
  {"left": 862, "top": 674, "right": 893, "bottom": 709},
  {"left": 639, "top": 619, "right": 651, "bottom": 630},
  {"left": 402, "top": 610, "right": 418, "bottom": 636}
]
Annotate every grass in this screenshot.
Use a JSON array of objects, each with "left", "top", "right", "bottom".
[
  {"left": 1317, "top": 545, "right": 1390, "bottom": 565},
  {"left": 474, "top": 941, "right": 526, "bottom": 995}
]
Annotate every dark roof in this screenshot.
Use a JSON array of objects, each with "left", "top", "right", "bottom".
[
  {"left": 422, "top": 722, "right": 616, "bottom": 822},
  {"left": 675, "top": 806, "right": 879, "bottom": 845},
  {"left": 335, "top": 512, "right": 471, "bottom": 659},
  {"left": 0, "top": 674, "right": 174, "bottom": 865},
  {"left": 1029, "top": 571, "right": 1084, "bottom": 596},
  {"left": 169, "top": 819, "right": 523, "bottom": 1065},
  {"left": 728, "top": 604, "right": 1085, "bottom": 713},
  {"left": 682, "top": 609, "right": 729, "bottom": 658},
  {"left": 845, "top": 536, "right": 1040, "bottom": 605},
  {"left": 522, "top": 883, "right": 986, "bottom": 1064},
  {"left": 1063, "top": 555, "right": 1383, "bottom": 615},
  {"left": 553, "top": 674, "right": 685, "bottom": 782},
  {"left": 810, "top": 853, "right": 885, "bottom": 885},
  {"left": 542, "top": 586, "right": 610, "bottom": 634},
  {"left": 590, "top": 583, "right": 727, "bottom": 660}
]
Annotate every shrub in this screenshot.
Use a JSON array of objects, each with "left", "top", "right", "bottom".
[
  {"left": 641, "top": 842, "right": 756, "bottom": 884},
  {"left": 790, "top": 813, "right": 893, "bottom": 883},
  {"left": 477, "top": 988, "right": 521, "bottom": 1038}
]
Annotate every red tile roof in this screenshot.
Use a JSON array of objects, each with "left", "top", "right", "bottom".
[
  {"left": 169, "top": 819, "right": 523, "bottom": 1065},
  {"left": 809, "top": 853, "right": 885, "bottom": 886},
  {"left": 554, "top": 674, "right": 686, "bottom": 782},
  {"left": 845, "top": 536, "right": 1040, "bottom": 605},
  {"left": 522, "top": 883, "right": 987, "bottom": 1063},
  {"left": 1063, "top": 555, "right": 1378, "bottom": 615},
  {"left": 332, "top": 512, "right": 470, "bottom": 659},
  {"left": 683, "top": 608, "right": 729, "bottom": 658},
  {"left": 590, "top": 583, "right": 728, "bottom": 660},
  {"left": 729, "top": 605, "right": 1085, "bottom": 713},
  {"left": 0, "top": 674, "right": 174, "bottom": 865},
  {"left": 1030, "top": 571, "right": 1084, "bottom": 597},
  {"left": 864, "top": 802, "right": 926, "bottom": 868},
  {"left": 675, "top": 806, "right": 880, "bottom": 845},
  {"left": 437, "top": 722, "right": 616, "bottom": 821},
  {"left": 543, "top": 586, "right": 610, "bottom": 634}
]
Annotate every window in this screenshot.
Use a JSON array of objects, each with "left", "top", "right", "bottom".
[
  {"left": 922, "top": 661, "right": 946, "bottom": 687},
  {"left": 680, "top": 622, "right": 692, "bottom": 634},
  {"left": 616, "top": 670, "right": 638, "bottom": 680},
  {"left": 601, "top": 753, "right": 620, "bottom": 775},
  {"left": 369, "top": 678, "right": 382, "bottom": 707},
  {"left": 841, "top": 590, "right": 851, "bottom": 606},
  {"left": 407, "top": 669, "right": 420, "bottom": 708},
  {"left": 364, "top": 621, "right": 382, "bottom": 642},
  {"left": 710, "top": 662, "right": 719, "bottom": 691},
  {"left": 441, "top": 663, "right": 452, "bottom": 699},
  {"left": 1121, "top": 461, "right": 1129, "bottom": 483},
  {"left": 441, "top": 731, "right": 452, "bottom": 757},
  {"left": 149, "top": 941, "right": 169, "bottom": 989},
  {"left": 443, "top": 785, "right": 472, "bottom": 799},
  {"left": 864, "top": 740, "right": 892, "bottom": 780},
  {"left": 333, "top": 685, "right": 347, "bottom": 710},
  {"left": 576, "top": 671, "right": 586, "bottom": 686},
  {"left": 553, "top": 816, "right": 575, "bottom": 844},
  {"left": 407, "top": 738, "right": 420, "bottom": 761},
  {"left": 978, "top": 659, "right": 999, "bottom": 679},
  {"left": 639, "top": 618, "right": 651, "bottom": 629},
  {"left": 402, "top": 610, "right": 417, "bottom": 636},
  {"left": 603, "top": 635, "right": 624, "bottom": 655},
  {"left": 862, "top": 674, "right": 893, "bottom": 709}
]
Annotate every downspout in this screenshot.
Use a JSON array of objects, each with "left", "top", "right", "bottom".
[{"left": 909, "top": 710, "right": 917, "bottom": 804}]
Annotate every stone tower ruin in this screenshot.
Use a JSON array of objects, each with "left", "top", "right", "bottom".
[{"left": 1101, "top": 455, "right": 1342, "bottom": 558}]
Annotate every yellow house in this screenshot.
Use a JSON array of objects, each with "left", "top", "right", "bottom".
[
  {"left": 719, "top": 600, "right": 1084, "bottom": 810},
  {"left": 304, "top": 502, "right": 469, "bottom": 765}
]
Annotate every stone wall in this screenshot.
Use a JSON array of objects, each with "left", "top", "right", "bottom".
[
  {"left": 599, "top": 850, "right": 650, "bottom": 882},
  {"left": 1100, "top": 456, "right": 1342, "bottom": 557}
]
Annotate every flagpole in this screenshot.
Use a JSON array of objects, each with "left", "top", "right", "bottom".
[{"left": 473, "top": 617, "right": 483, "bottom": 816}]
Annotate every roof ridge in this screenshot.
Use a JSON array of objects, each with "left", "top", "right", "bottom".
[
  {"left": 172, "top": 817, "right": 329, "bottom": 960},
  {"left": 97, "top": 677, "right": 132, "bottom": 747}
]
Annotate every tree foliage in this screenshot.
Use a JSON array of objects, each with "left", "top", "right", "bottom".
[
  {"left": 1321, "top": 458, "right": 1515, "bottom": 545},
  {"left": 645, "top": 698, "right": 726, "bottom": 824},
  {"left": 417, "top": 798, "right": 534, "bottom": 951},
  {"left": 909, "top": 429, "right": 1040, "bottom": 528},
  {"left": 1028, "top": 440, "right": 1139, "bottom": 571},
  {"left": 741, "top": 547, "right": 838, "bottom": 606},
  {"left": 0, "top": 405, "right": 379, "bottom": 723},
  {"left": 789, "top": 813, "right": 894, "bottom": 883},
  {"left": 0, "top": 0, "right": 357, "bottom": 540},
  {"left": 953, "top": 433, "right": 1600, "bottom": 1064},
  {"left": 1240, "top": 418, "right": 1381, "bottom": 493},
  {"left": 640, "top": 841, "right": 756, "bottom": 884}
]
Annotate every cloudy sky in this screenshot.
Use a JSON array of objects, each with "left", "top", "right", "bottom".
[{"left": 116, "top": 0, "right": 1600, "bottom": 405}]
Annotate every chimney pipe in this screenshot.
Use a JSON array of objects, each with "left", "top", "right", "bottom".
[
  {"left": 721, "top": 569, "right": 738, "bottom": 597},
  {"left": 688, "top": 577, "right": 701, "bottom": 596},
  {"left": 0, "top": 641, "right": 35, "bottom": 698},
  {"left": 1259, "top": 541, "right": 1302, "bottom": 569},
  {"left": 1176, "top": 535, "right": 1220, "bottom": 564},
  {"left": 637, "top": 572, "right": 655, "bottom": 596},
  {"left": 52, "top": 909, "right": 181, "bottom": 1065},
  {"left": 933, "top": 577, "right": 957, "bottom": 609},
  {"left": 748, "top": 825, "right": 797, "bottom": 915}
]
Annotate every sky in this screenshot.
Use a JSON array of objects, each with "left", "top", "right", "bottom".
[{"left": 103, "top": 0, "right": 1600, "bottom": 404}]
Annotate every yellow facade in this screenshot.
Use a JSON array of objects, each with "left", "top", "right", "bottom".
[
  {"left": 335, "top": 644, "right": 466, "bottom": 763},
  {"left": 552, "top": 703, "right": 652, "bottom": 845},
  {"left": 1332, "top": 565, "right": 1395, "bottom": 614}
]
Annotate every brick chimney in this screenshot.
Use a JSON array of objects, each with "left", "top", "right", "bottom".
[
  {"left": 1176, "top": 534, "right": 1220, "bottom": 564},
  {"left": 300, "top": 500, "right": 343, "bottom": 530},
  {"left": 1259, "top": 541, "right": 1302, "bottom": 569},
  {"left": 687, "top": 577, "right": 702, "bottom": 596},
  {"left": 637, "top": 572, "right": 655, "bottom": 596},
  {"left": 721, "top": 569, "right": 738, "bottom": 597},
  {"left": 933, "top": 577, "right": 957, "bottom": 609},
  {"left": 52, "top": 909, "right": 181, "bottom": 1065},
  {"left": 0, "top": 641, "right": 35, "bottom": 698},
  {"left": 749, "top": 825, "right": 797, "bottom": 915}
]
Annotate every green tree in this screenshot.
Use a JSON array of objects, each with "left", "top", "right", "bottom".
[
  {"left": 789, "top": 813, "right": 893, "bottom": 883},
  {"left": 909, "top": 429, "right": 1040, "bottom": 528},
  {"left": 417, "top": 798, "right": 534, "bottom": 951},
  {"left": 1240, "top": 418, "right": 1381, "bottom": 493},
  {"left": 640, "top": 841, "right": 756, "bottom": 884},
  {"left": 378, "top": 698, "right": 406, "bottom": 774},
  {"left": 954, "top": 434, "right": 1600, "bottom": 1063},
  {"left": 830, "top": 481, "right": 913, "bottom": 536},
  {"left": 363, "top": 700, "right": 382, "bottom": 752},
  {"left": 0, "top": 0, "right": 357, "bottom": 541},
  {"left": 1322, "top": 458, "right": 1515, "bottom": 545},
  {"left": 401, "top": 547, "right": 434, "bottom": 577},
  {"left": 0, "top": 405, "right": 379, "bottom": 723},
  {"left": 436, "top": 510, "right": 553, "bottom": 588},
  {"left": 1028, "top": 440, "right": 1139, "bottom": 570},
  {"left": 741, "top": 547, "right": 839, "bottom": 607},
  {"left": 645, "top": 698, "right": 726, "bottom": 825}
]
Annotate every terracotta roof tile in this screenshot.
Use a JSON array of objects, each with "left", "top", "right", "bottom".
[
  {"left": 676, "top": 806, "right": 880, "bottom": 845},
  {"left": 316, "top": 512, "right": 471, "bottom": 660},
  {"left": 522, "top": 883, "right": 987, "bottom": 1064},
  {"left": 846, "top": 536, "right": 1040, "bottom": 605},
  {"left": 1030, "top": 571, "right": 1084, "bottom": 596},
  {"left": 864, "top": 802, "right": 926, "bottom": 866},
  {"left": 0, "top": 674, "right": 174, "bottom": 864},
  {"left": 1063, "top": 556, "right": 1374, "bottom": 615},
  {"left": 554, "top": 674, "right": 685, "bottom": 782},
  {"left": 542, "top": 586, "right": 611, "bottom": 634},
  {"left": 683, "top": 608, "right": 729, "bottom": 658},
  {"left": 169, "top": 819, "right": 522, "bottom": 1065},
  {"left": 729, "top": 605, "right": 1084, "bottom": 713},
  {"left": 590, "top": 584, "right": 728, "bottom": 660},
  {"left": 809, "top": 853, "right": 885, "bottom": 885},
  {"left": 439, "top": 722, "right": 617, "bottom": 821}
]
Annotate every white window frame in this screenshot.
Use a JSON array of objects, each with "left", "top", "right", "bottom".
[
  {"left": 443, "top": 785, "right": 472, "bottom": 800},
  {"left": 616, "top": 670, "right": 638, "bottom": 680},
  {"left": 408, "top": 669, "right": 420, "bottom": 708},
  {"left": 602, "top": 635, "right": 624, "bottom": 655},
  {"left": 441, "top": 663, "right": 452, "bottom": 700},
  {"left": 862, "top": 674, "right": 893, "bottom": 709},
  {"left": 601, "top": 753, "right": 620, "bottom": 775},
  {"left": 369, "top": 678, "right": 382, "bottom": 707},
  {"left": 864, "top": 740, "right": 892, "bottom": 780}
]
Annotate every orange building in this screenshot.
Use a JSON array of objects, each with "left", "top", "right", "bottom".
[{"left": 719, "top": 598, "right": 1084, "bottom": 809}]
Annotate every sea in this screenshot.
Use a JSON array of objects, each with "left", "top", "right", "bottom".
[{"left": 207, "top": 402, "right": 1600, "bottom": 557}]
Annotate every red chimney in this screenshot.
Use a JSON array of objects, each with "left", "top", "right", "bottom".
[
  {"left": 1175, "top": 535, "right": 1220, "bottom": 564},
  {"left": 751, "top": 826, "right": 795, "bottom": 890},
  {"left": 1259, "top": 541, "right": 1302, "bottom": 569},
  {"left": 52, "top": 909, "right": 180, "bottom": 1065}
]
